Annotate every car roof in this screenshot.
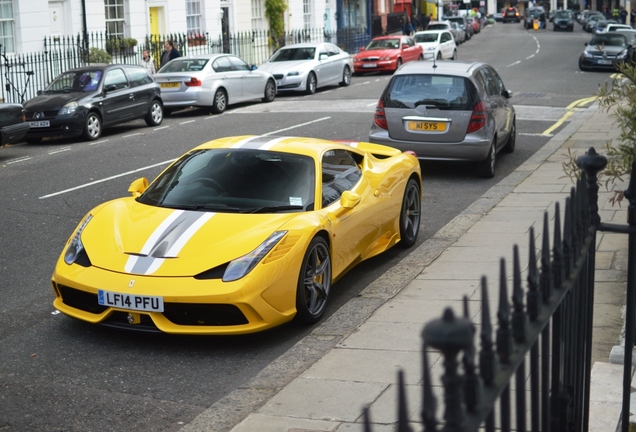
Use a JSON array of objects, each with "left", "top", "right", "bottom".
[
  {"left": 277, "top": 42, "right": 328, "bottom": 49},
  {"left": 414, "top": 30, "right": 446, "bottom": 35},
  {"left": 393, "top": 60, "right": 485, "bottom": 78},
  {"left": 192, "top": 135, "right": 402, "bottom": 159},
  {"left": 371, "top": 35, "right": 404, "bottom": 40}
]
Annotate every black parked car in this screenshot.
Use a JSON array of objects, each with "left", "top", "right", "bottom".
[
  {"left": 553, "top": 10, "right": 574, "bottom": 31},
  {"left": 579, "top": 32, "right": 633, "bottom": 71},
  {"left": 0, "top": 103, "right": 29, "bottom": 146},
  {"left": 24, "top": 64, "right": 163, "bottom": 142}
]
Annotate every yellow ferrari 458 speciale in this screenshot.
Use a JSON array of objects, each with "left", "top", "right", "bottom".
[{"left": 52, "top": 135, "right": 422, "bottom": 335}]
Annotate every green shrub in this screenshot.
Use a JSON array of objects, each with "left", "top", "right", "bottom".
[{"left": 88, "top": 47, "right": 111, "bottom": 64}]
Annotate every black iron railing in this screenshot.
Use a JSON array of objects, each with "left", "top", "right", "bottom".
[
  {"left": 0, "top": 27, "right": 369, "bottom": 104},
  {"left": 364, "top": 147, "right": 636, "bottom": 431}
]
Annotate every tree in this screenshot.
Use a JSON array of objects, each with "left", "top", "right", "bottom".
[
  {"left": 563, "top": 62, "right": 636, "bottom": 204},
  {"left": 265, "top": 0, "right": 287, "bottom": 50}
]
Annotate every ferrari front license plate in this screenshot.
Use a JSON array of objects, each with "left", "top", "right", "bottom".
[
  {"left": 160, "top": 82, "right": 180, "bottom": 88},
  {"left": 407, "top": 121, "right": 446, "bottom": 132},
  {"left": 29, "top": 121, "right": 50, "bottom": 128},
  {"left": 98, "top": 290, "right": 164, "bottom": 312}
]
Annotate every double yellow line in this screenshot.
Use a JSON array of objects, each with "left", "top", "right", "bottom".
[{"left": 541, "top": 96, "right": 598, "bottom": 136}]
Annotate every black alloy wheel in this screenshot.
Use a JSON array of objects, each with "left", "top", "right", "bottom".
[
  {"left": 295, "top": 237, "right": 331, "bottom": 324},
  {"left": 398, "top": 178, "right": 421, "bottom": 248}
]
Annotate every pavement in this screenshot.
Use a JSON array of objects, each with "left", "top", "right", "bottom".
[{"left": 179, "top": 101, "right": 631, "bottom": 432}]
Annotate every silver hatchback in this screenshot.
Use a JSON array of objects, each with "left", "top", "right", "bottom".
[{"left": 368, "top": 61, "right": 516, "bottom": 178}]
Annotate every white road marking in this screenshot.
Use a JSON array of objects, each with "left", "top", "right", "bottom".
[
  {"left": 39, "top": 159, "right": 176, "bottom": 199},
  {"left": 48, "top": 147, "right": 71, "bottom": 155},
  {"left": 179, "top": 120, "right": 196, "bottom": 125},
  {"left": 153, "top": 126, "right": 170, "bottom": 130},
  {"left": 6, "top": 156, "right": 32, "bottom": 164},
  {"left": 88, "top": 139, "right": 109, "bottom": 146},
  {"left": 261, "top": 116, "right": 331, "bottom": 136},
  {"left": 123, "top": 133, "right": 141, "bottom": 138},
  {"left": 507, "top": 60, "right": 522, "bottom": 67}
]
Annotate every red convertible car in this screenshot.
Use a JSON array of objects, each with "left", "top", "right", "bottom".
[{"left": 352, "top": 36, "right": 423, "bottom": 75}]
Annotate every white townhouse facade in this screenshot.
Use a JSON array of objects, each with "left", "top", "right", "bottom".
[{"left": 3, "top": 0, "right": 344, "bottom": 54}]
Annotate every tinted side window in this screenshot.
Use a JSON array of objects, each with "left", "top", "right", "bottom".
[
  {"left": 478, "top": 67, "right": 499, "bottom": 96},
  {"left": 212, "top": 57, "right": 232, "bottom": 72},
  {"left": 321, "top": 150, "right": 362, "bottom": 207},
  {"left": 104, "top": 68, "right": 129, "bottom": 90},
  {"left": 227, "top": 56, "right": 250, "bottom": 71},
  {"left": 126, "top": 68, "right": 153, "bottom": 87},
  {"left": 487, "top": 67, "right": 505, "bottom": 95}
]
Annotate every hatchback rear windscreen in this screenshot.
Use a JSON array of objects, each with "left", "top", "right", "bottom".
[{"left": 383, "top": 74, "right": 476, "bottom": 110}]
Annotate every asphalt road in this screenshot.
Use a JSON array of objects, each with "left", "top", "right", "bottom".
[{"left": 0, "top": 20, "right": 617, "bottom": 431}]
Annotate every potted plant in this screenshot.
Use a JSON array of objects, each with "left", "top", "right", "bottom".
[
  {"left": 187, "top": 33, "right": 207, "bottom": 47},
  {"left": 105, "top": 37, "right": 138, "bottom": 55}
]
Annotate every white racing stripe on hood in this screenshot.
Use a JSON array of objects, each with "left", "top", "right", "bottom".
[{"left": 124, "top": 210, "right": 215, "bottom": 275}]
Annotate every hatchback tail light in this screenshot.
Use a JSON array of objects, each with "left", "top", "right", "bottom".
[
  {"left": 467, "top": 101, "right": 487, "bottom": 134},
  {"left": 374, "top": 100, "right": 388, "bottom": 130},
  {"left": 185, "top": 77, "right": 202, "bottom": 87}
]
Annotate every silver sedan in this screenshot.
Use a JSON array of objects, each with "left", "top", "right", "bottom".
[
  {"left": 154, "top": 54, "right": 276, "bottom": 115},
  {"left": 257, "top": 42, "right": 353, "bottom": 95}
]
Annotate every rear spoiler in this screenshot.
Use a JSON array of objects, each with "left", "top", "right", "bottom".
[{"left": 335, "top": 140, "right": 403, "bottom": 159}]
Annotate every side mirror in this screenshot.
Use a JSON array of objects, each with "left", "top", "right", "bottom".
[
  {"left": 319, "top": 53, "right": 328, "bottom": 60},
  {"left": 359, "top": 47, "right": 365, "bottom": 51},
  {"left": 503, "top": 89, "right": 513, "bottom": 99},
  {"left": 251, "top": 64, "right": 257, "bottom": 70},
  {"left": 128, "top": 177, "right": 148, "bottom": 197},
  {"left": 339, "top": 191, "right": 361, "bottom": 209},
  {"left": 104, "top": 84, "right": 117, "bottom": 93}
]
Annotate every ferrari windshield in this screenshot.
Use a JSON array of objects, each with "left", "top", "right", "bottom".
[
  {"left": 269, "top": 47, "right": 317, "bottom": 61},
  {"left": 44, "top": 70, "right": 103, "bottom": 93},
  {"left": 138, "top": 149, "right": 316, "bottom": 212}
]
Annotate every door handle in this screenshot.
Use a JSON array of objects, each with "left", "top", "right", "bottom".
[{"left": 129, "top": 94, "right": 135, "bottom": 99}]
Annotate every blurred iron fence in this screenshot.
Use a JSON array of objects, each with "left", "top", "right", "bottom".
[
  {"left": 363, "top": 149, "right": 636, "bottom": 432},
  {"left": 0, "top": 27, "right": 369, "bottom": 104}
]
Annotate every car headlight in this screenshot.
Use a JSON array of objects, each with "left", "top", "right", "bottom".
[
  {"left": 426, "top": 46, "right": 436, "bottom": 51},
  {"left": 287, "top": 71, "right": 300, "bottom": 76},
  {"left": 222, "top": 231, "right": 287, "bottom": 282},
  {"left": 383, "top": 56, "right": 391, "bottom": 61},
  {"left": 617, "top": 50, "right": 628, "bottom": 60},
  {"left": 583, "top": 51, "right": 594, "bottom": 59},
  {"left": 64, "top": 214, "right": 93, "bottom": 265},
  {"left": 58, "top": 101, "right": 79, "bottom": 116}
]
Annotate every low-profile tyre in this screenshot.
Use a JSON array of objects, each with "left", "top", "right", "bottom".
[
  {"left": 82, "top": 112, "right": 102, "bottom": 141},
  {"left": 502, "top": 120, "right": 516, "bottom": 153},
  {"left": 418, "top": 54, "right": 424, "bottom": 61},
  {"left": 578, "top": 58, "right": 587, "bottom": 71},
  {"left": 398, "top": 178, "right": 421, "bottom": 248},
  {"left": 144, "top": 100, "right": 163, "bottom": 126},
  {"left": 478, "top": 140, "right": 496, "bottom": 178},
  {"left": 339, "top": 65, "right": 352, "bottom": 86},
  {"left": 396, "top": 58, "right": 403, "bottom": 71},
  {"left": 436, "top": 52, "right": 442, "bottom": 60},
  {"left": 295, "top": 236, "right": 331, "bottom": 324},
  {"left": 211, "top": 88, "right": 227, "bottom": 114},
  {"left": 25, "top": 137, "right": 41, "bottom": 144},
  {"left": 305, "top": 72, "right": 317, "bottom": 95},
  {"left": 262, "top": 79, "right": 276, "bottom": 102},
  {"left": 451, "top": 49, "right": 457, "bottom": 60}
]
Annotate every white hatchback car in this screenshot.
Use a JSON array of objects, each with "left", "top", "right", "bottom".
[{"left": 413, "top": 30, "right": 458, "bottom": 61}]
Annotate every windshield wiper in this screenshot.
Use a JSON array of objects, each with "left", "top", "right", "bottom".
[{"left": 245, "top": 205, "right": 304, "bottom": 214}]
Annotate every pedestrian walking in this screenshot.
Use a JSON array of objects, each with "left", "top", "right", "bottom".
[
  {"left": 620, "top": 6, "right": 628, "bottom": 24},
  {"left": 420, "top": 13, "right": 431, "bottom": 30},
  {"left": 139, "top": 49, "right": 156, "bottom": 75},
  {"left": 160, "top": 40, "right": 181, "bottom": 68}
]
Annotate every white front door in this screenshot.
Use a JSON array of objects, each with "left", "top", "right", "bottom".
[{"left": 49, "top": 2, "right": 65, "bottom": 36}]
